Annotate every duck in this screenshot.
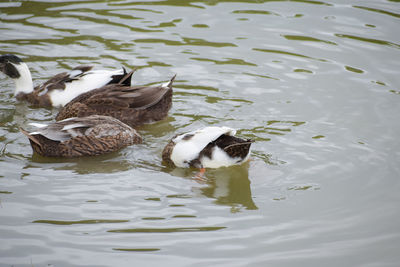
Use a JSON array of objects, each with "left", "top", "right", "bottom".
[
  {"left": 162, "top": 126, "right": 253, "bottom": 174},
  {"left": 55, "top": 74, "right": 176, "bottom": 128},
  {"left": 0, "top": 54, "right": 131, "bottom": 107},
  {"left": 20, "top": 115, "right": 142, "bottom": 157}
]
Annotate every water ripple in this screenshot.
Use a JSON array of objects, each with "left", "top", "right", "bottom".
[
  {"left": 134, "top": 37, "right": 237, "bottom": 47},
  {"left": 282, "top": 34, "right": 337, "bottom": 45},
  {"left": 253, "top": 48, "right": 328, "bottom": 62},
  {"left": 1, "top": 0, "right": 400, "bottom": 266},
  {"left": 335, "top": 33, "right": 400, "bottom": 49},
  {"left": 353, "top": 5, "right": 400, "bottom": 19},
  {"left": 32, "top": 219, "right": 130, "bottom": 225},
  {"left": 108, "top": 226, "right": 226, "bottom": 233}
]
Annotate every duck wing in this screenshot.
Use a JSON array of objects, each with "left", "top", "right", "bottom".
[
  {"left": 35, "top": 66, "right": 130, "bottom": 99},
  {"left": 56, "top": 75, "right": 175, "bottom": 122},
  {"left": 27, "top": 115, "right": 128, "bottom": 142},
  {"left": 21, "top": 115, "right": 141, "bottom": 157},
  {"left": 213, "top": 135, "right": 253, "bottom": 159},
  {"left": 82, "top": 84, "right": 172, "bottom": 110},
  {"left": 36, "top": 66, "right": 94, "bottom": 93}
]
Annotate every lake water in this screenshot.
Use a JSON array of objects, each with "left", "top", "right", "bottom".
[{"left": 0, "top": 0, "right": 399, "bottom": 266}]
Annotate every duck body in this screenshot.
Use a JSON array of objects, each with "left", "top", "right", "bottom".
[
  {"left": 0, "top": 54, "right": 130, "bottom": 107},
  {"left": 20, "top": 115, "right": 142, "bottom": 157},
  {"left": 55, "top": 75, "right": 175, "bottom": 128},
  {"left": 162, "top": 126, "right": 253, "bottom": 169}
]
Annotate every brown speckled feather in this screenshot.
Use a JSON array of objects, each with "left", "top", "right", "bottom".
[
  {"left": 55, "top": 76, "right": 175, "bottom": 127},
  {"left": 162, "top": 140, "right": 176, "bottom": 166},
  {"left": 16, "top": 90, "right": 52, "bottom": 107},
  {"left": 20, "top": 115, "right": 142, "bottom": 157}
]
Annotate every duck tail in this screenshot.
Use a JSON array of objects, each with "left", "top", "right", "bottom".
[
  {"left": 118, "top": 68, "right": 136, "bottom": 86},
  {"left": 223, "top": 140, "right": 254, "bottom": 151},
  {"left": 20, "top": 127, "right": 42, "bottom": 147},
  {"left": 166, "top": 74, "right": 177, "bottom": 88}
]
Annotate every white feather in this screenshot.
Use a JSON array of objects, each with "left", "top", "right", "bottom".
[
  {"left": 48, "top": 69, "right": 124, "bottom": 107},
  {"left": 201, "top": 146, "right": 250, "bottom": 168},
  {"left": 58, "top": 117, "right": 77, "bottom": 122},
  {"left": 66, "top": 129, "right": 80, "bottom": 138},
  {"left": 61, "top": 123, "right": 87, "bottom": 131},
  {"left": 160, "top": 81, "right": 170, "bottom": 88},
  {"left": 12, "top": 62, "right": 34, "bottom": 95},
  {"left": 28, "top": 122, "right": 48, "bottom": 128},
  {"left": 171, "top": 126, "right": 236, "bottom": 168},
  {"left": 160, "top": 75, "right": 175, "bottom": 88},
  {"left": 201, "top": 146, "right": 241, "bottom": 168}
]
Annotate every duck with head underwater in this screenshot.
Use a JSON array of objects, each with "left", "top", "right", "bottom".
[
  {"left": 162, "top": 126, "right": 253, "bottom": 176},
  {"left": 55, "top": 72, "right": 176, "bottom": 128},
  {"left": 0, "top": 54, "right": 131, "bottom": 108},
  {"left": 20, "top": 115, "right": 142, "bottom": 157}
]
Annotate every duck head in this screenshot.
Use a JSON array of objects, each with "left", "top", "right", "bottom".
[{"left": 0, "top": 54, "right": 34, "bottom": 95}]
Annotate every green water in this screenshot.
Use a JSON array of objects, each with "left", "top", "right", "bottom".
[{"left": 0, "top": 0, "right": 399, "bottom": 266}]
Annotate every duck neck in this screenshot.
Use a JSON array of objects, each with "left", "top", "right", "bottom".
[{"left": 13, "top": 62, "right": 34, "bottom": 95}]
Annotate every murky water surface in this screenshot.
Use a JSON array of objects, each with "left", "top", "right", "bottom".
[{"left": 1, "top": 0, "right": 399, "bottom": 266}]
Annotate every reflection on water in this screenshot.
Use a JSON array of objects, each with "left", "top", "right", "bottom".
[
  {"left": 26, "top": 152, "right": 135, "bottom": 174},
  {"left": 195, "top": 164, "right": 258, "bottom": 211},
  {"left": 161, "top": 154, "right": 261, "bottom": 213},
  {"left": 162, "top": 161, "right": 257, "bottom": 211}
]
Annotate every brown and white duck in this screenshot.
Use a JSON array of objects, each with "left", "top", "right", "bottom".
[
  {"left": 55, "top": 74, "right": 176, "bottom": 128},
  {"left": 162, "top": 126, "right": 253, "bottom": 173},
  {"left": 0, "top": 54, "right": 131, "bottom": 107},
  {"left": 20, "top": 115, "right": 142, "bottom": 157}
]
